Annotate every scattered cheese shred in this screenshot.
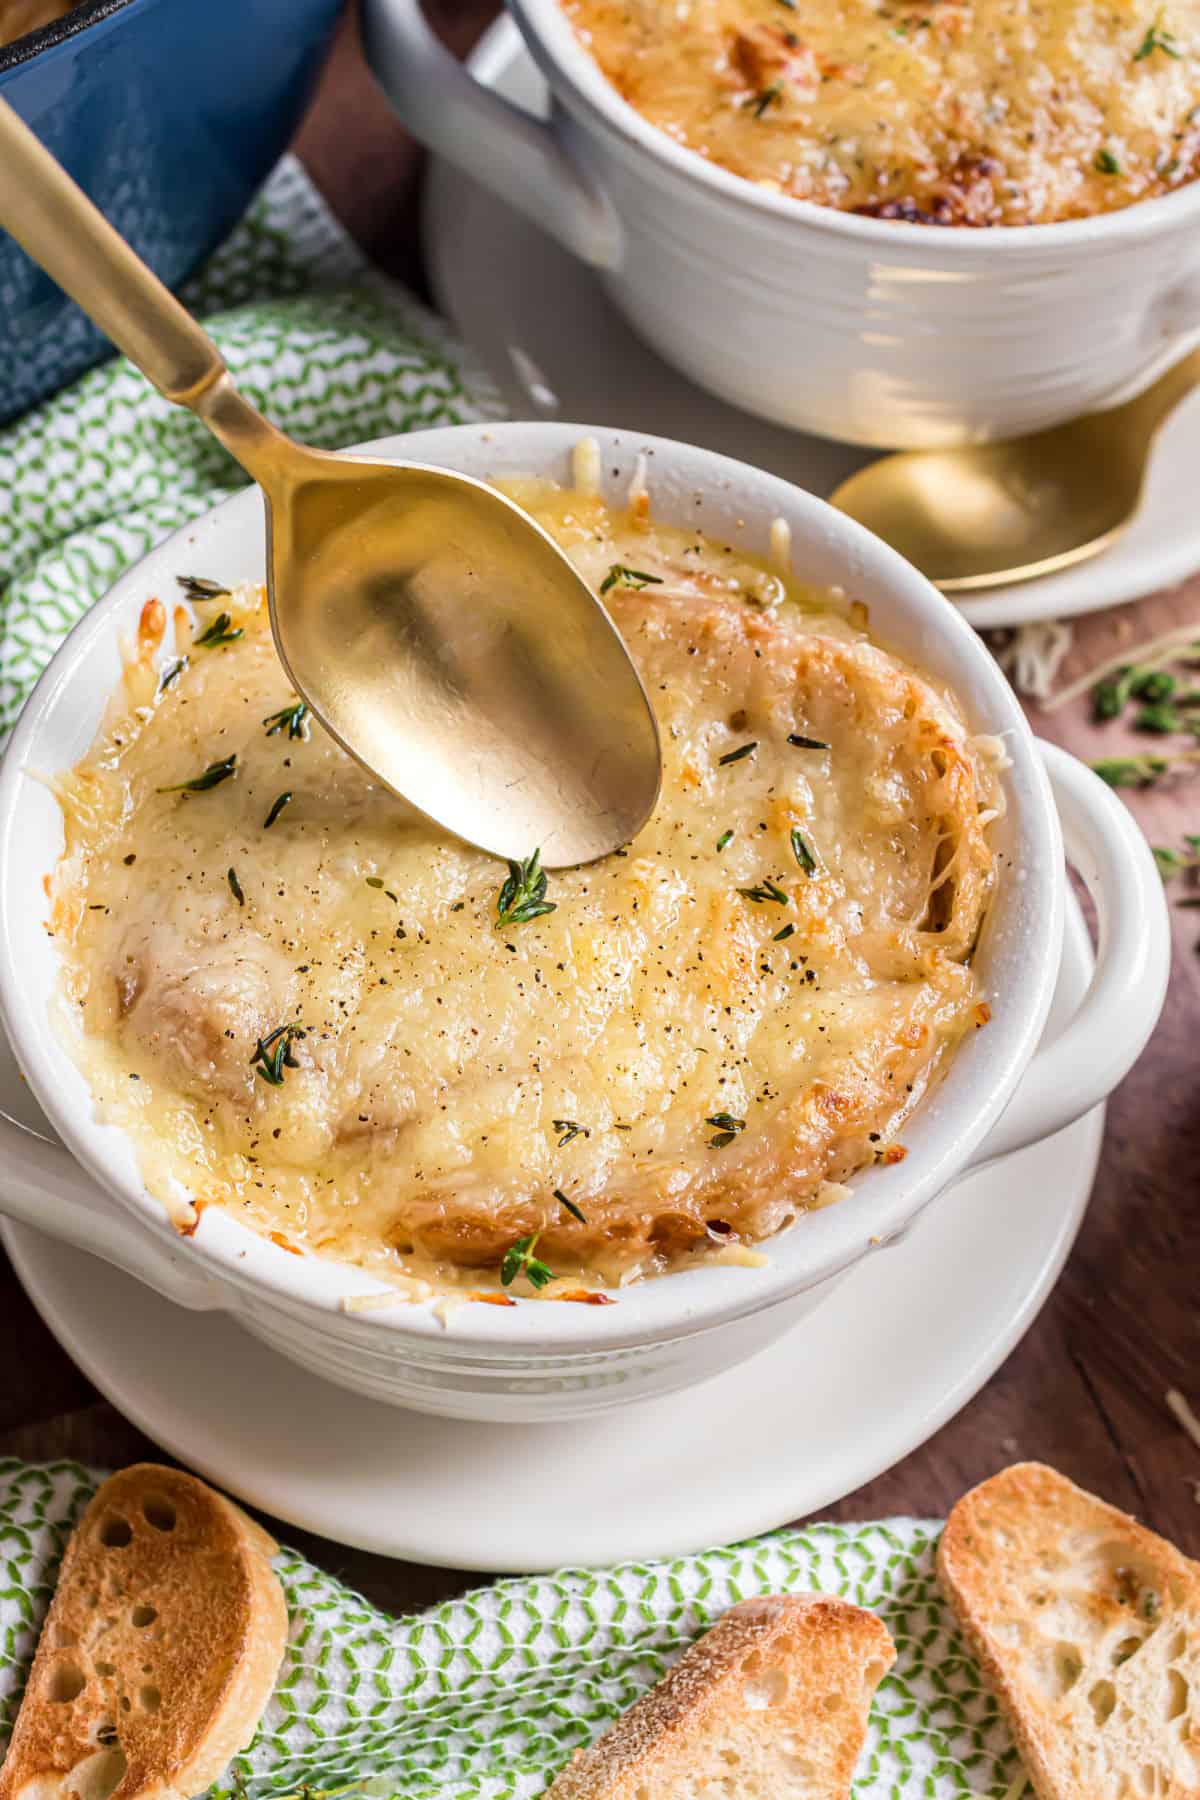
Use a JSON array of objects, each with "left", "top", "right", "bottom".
[
  {"left": 571, "top": 435, "right": 602, "bottom": 498},
  {"left": 1167, "top": 1386, "right": 1200, "bottom": 1453},
  {"left": 769, "top": 516, "right": 792, "bottom": 577}
]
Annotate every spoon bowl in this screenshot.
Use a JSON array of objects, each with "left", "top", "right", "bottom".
[
  {"left": 831, "top": 349, "right": 1200, "bottom": 592},
  {"left": 0, "top": 98, "right": 661, "bottom": 865},
  {"left": 245, "top": 429, "right": 661, "bottom": 864}
]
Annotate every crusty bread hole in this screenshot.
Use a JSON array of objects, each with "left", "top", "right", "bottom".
[
  {"left": 142, "top": 1497, "right": 176, "bottom": 1533},
  {"left": 1089, "top": 1679, "right": 1117, "bottom": 1726},
  {"left": 1166, "top": 1668, "right": 1189, "bottom": 1720},
  {"left": 46, "top": 1664, "right": 85, "bottom": 1704},
  {"left": 96, "top": 1517, "right": 131, "bottom": 1550},
  {"left": 741, "top": 1662, "right": 788, "bottom": 1709},
  {"left": 138, "top": 1685, "right": 161, "bottom": 1713},
  {"left": 130, "top": 1605, "right": 156, "bottom": 1629}
]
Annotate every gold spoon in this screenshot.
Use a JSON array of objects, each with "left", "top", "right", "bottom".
[
  {"left": 0, "top": 99, "right": 660, "bottom": 866},
  {"left": 830, "top": 349, "right": 1200, "bottom": 593}
]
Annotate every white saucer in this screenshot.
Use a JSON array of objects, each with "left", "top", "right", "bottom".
[
  {"left": 1, "top": 897, "right": 1100, "bottom": 1571},
  {"left": 425, "top": 17, "right": 1200, "bottom": 633}
]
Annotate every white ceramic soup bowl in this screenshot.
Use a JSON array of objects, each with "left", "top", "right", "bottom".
[
  {"left": 0, "top": 422, "right": 1170, "bottom": 1422},
  {"left": 362, "top": 0, "right": 1200, "bottom": 449}
]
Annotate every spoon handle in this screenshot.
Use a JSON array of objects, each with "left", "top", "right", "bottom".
[{"left": 0, "top": 96, "right": 225, "bottom": 406}]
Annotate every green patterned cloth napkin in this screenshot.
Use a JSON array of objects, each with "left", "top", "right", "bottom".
[
  {"left": 0, "top": 1460, "right": 1029, "bottom": 1800},
  {"left": 0, "top": 154, "right": 503, "bottom": 739}
]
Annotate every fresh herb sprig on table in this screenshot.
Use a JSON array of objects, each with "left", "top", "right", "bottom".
[
  {"left": 496, "top": 849, "right": 556, "bottom": 928},
  {"left": 1071, "top": 629, "right": 1200, "bottom": 789},
  {"left": 500, "top": 1232, "right": 555, "bottom": 1290},
  {"left": 158, "top": 755, "right": 237, "bottom": 794}
]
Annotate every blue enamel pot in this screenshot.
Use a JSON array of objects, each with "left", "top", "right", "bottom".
[{"left": 0, "top": 0, "right": 343, "bottom": 423}]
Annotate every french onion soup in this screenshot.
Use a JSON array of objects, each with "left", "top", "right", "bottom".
[
  {"left": 49, "top": 448, "right": 1000, "bottom": 1302},
  {"left": 563, "top": 0, "right": 1200, "bottom": 223}
]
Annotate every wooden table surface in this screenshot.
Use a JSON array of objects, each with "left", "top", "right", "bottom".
[{"left": 2, "top": 3, "right": 1197, "bottom": 1618}]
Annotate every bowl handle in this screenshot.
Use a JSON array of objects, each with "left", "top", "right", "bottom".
[
  {"left": 964, "top": 739, "right": 1169, "bottom": 1169},
  {"left": 0, "top": 1107, "right": 222, "bottom": 1310},
  {"left": 361, "top": 0, "right": 621, "bottom": 267}
]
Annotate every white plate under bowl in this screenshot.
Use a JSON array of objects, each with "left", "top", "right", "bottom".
[
  {"left": 425, "top": 17, "right": 1200, "bottom": 633},
  {"left": 1, "top": 898, "right": 1099, "bottom": 1572}
]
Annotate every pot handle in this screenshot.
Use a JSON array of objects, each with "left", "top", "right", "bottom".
[
  {"left": 361, "top": 0, "right": 621, "bottom": 267},
  {"left": 0, "top": 1107, "right": 222, "bottom": 1310},
  {"left": 964, "top": 739, "right": 1170, "bottom": 1169}
]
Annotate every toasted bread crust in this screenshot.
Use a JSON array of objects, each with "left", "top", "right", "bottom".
[
  {"left": 0, "top": 1465, "right": 287, "bottom": 1800},
  {"left": 545, "top": 1593, "right": 895, "bottom": 1800},
  {"left": 938, "top": 1462, "right": 1200, "bottom": 1800}
]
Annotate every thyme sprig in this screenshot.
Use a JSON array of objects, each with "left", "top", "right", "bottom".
[
  {"left": 176, "top": 575, "right": 229, "bottom": 603},
  {"left": 193, "top": 611, "right": 244, "bottom": 648},
  {"left": 1134, "top": 17, "right": 1180, "bottom": 59},
  {"left": 250, "top": 1021, "right": 304, "bottom": 1086},
  {"left": 1092, "top": 751, "right": 1200, "bottom": 788},
  {"left": 554, "top": 1187, "right": 588, "bottom": 1223},
  {"left": 706, "top": 1112, "right": 746, "bottom": 1149},
  {"left": 263, "top": 700, "right": 311, "bottom": 740},
  {"left": 158, "top": 755, "right": 237, "bottom": 794},
  {"left": 599, "top": 564, "right": 663, "bottom": 595},
  {"left": 500, "top": 1232, "right": 555, "bottom": 1290},
  {"left": 1153, "top": 833, "right": 1200, "bottom": 880},
  {"left": 738, "top": 878, "right": 788, "bottom": 905},
  {"left": 496, "top": 848, "right": 556, "bottom": 928}
]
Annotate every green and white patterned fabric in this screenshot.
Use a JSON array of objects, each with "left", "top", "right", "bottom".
[
  {"left": 0, "top": 155, "right": 504, "bottom": 739},
  {"left": 0, "top": 1460, "right": 1029, "bottom": 1800}
]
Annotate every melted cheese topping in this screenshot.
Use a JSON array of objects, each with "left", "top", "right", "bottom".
[
  {"left": 50, "top": 477, "right": 996, "bottom": 1294},
  {"left": 564, "top": 0, "right": 1200, "bottom": 223}
]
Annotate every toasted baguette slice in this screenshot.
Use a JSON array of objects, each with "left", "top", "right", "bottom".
[
  {"left": 0, "top": 1464, "right": 288, "bottom": 1800},
  {"left": 544, "top": 1593, "right": 895, "bottom": 1800},
  {"left": 938, "top": 1461, "right": 1200, "bottom": 1800}
]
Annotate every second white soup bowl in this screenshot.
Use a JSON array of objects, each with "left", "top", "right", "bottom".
[
  {"left": 0, "top": 422, "right": 1170, "bottom": 1421},
  {"left": 363, "top": 0, "right": 1200, "bottom": 448}
]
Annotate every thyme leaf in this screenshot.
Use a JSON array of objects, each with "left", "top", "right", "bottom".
[
  {"left": 719, "top": 740, "right": 758, "bottom": 765},
  {"left": 773, "top": 922, "right": 796, "bottom": 941},
  {"left": 175, "top": 575, "right": 229, "bottom": 602},
  {"left": 716, "top": 828, "right": 735, "bottom": 852},
  {"left": 227, "top": 867, "right": 245, "bottom": 906},
  {"left": 787, "top": 733, "right": 830, "bottom": 749},
  {"left": 554, "top": 1187, "right": 588, "bottom": 1223},
  {"left": 738, "top": 878, "right": 789, "bottom": 905},
  {"left": 500, "top": 1231, "right": 555, "bottom": 1290},
  {"left": 496, "top": 848, "right": 557, "bottom": 928},
  {"left": 159, "top": 656, "right": 188, "bottom": 693},
  {"left": 749, "top": 82, "right": 782, "bottom": 117},
  {"left": 263, "top": 791, "right": 293, "bottom": 829},
  {"left": 791, "top": 826, "right": 818, "bottom": 873},
  {"left": 158, "top": 755, "right": 237, "bottom": 794},
  {"left": 250, "top": 1021, "right": 304, "bottom": 1086},
  {"left": 263, "top": 700, "right": 311, "bottom": 741},
  {"left": 706, "top": 1112, "right": 746, "bottom": 1149},
  {"left": 553, "top": 1118, "right": 590, "bottom": 1147},
  {"left": 193, "top": 611, "right": 244, "bottom": 648},
  {"left": 1095, "top": 148, "right": 1122, "bottom": 174},
  {"left": 599, "top": 564, "right": 663, "bottom": 594}
]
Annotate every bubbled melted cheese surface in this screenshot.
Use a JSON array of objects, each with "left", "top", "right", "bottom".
[
  {"left": 564, "top": 0, "right": 1200, "bottom": 223},
  {"left": 51, "top": 475, "right": 996, "bottom": 1294}
]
